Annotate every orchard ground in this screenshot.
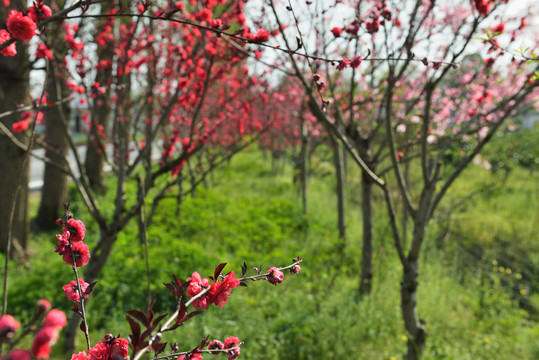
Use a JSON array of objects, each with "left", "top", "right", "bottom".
[{"left": 4, "top": 128, "right": 539, "bottom": 360}]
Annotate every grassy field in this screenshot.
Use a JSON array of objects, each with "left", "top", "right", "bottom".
[{"left": 2, "top": 134, "right": 538, "bottom": 359}]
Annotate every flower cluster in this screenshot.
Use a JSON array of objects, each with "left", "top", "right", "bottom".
[
  {"left": 187, "top": 272, "right": 240, "bottom": 310},
  {"left": 71, "top": 334, "right": 129, "bottom": 360},
  {"left": 1, "top": 2, "right": 51, "bottom": 56},
  {"left": 207, "top": 336, "right": 242, "bottom": 360},
  {"left": 0, "top": 300, "right": 67, "bottom": 360},
  {"left": 55, "top": 218, "right": 90, "bottom": 268}
]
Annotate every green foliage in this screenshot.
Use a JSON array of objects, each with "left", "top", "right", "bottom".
[{"left": 2, "top": 145, "right": 537, "bottom": 359}]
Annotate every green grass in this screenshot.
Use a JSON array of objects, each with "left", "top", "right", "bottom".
[{"left": 1, "top": 143, "right": 538, "bottom": 359}]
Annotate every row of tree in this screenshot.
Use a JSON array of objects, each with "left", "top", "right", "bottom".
[{"left": 1, "top": 1, "right": 537, "bottom": 359}]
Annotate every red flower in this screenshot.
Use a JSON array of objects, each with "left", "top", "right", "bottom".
[
  {"left": 7, "top": 350, "right": 32, "bottom": 360},
  {"left": 484, "top": 57, "right": 495, "bottom": 67},
  {"left": 208, "top": 340, "right": 224, "bottom": 354},
  {"left": 28, "top": 4, "right": 52, "bottom": 23},
  {"left": 330, "top": 27, "right": 342, "bottom": 38},
  {"left": 54, "top": 232, "right": 69, "bottom": 255},
  {"left": 37, "top": 299, "right": 51, "bottom": 313},
  {"left": 0, "top": 29, "right": 17, "bottom": 57},
  {"left": 0, "top": 314, "right": 20, "bottom": 340},
  {"left": 492, "top": 22, "right": 505, "bottom": 34},
  {"left": 12, "top": 119, "right": 28, "bottom": 133},
  {"left": 210, "top": 19, "right": 223, "bottom": 29},
  {"left": 64, "top": 219, "right": 86, "bottom": 242},
  {"left": 227, "top": 347, "right": 241, "bottom": 360},
  {"left": 195, "top": 8, "right": 213, "bottom": 22},
  {"left": 63, "top": 279, "right": 90, "bottom": 302},
  {"left": 336, "top": 58, "right": 350, "bottom": 71},
  {"left": 70, "top": 352, "right": 88, "bottom": 360},
  {"left": 266, "top": 267, "right": 284, "bottom": 285},
  {"left": 290, "top": 265, "right": 301, "bottom": 275},
  {"left": 43, "top": 309, "right": 67, "bottom": 329},
  {"left": 224, "top": 336, "right": 239, "bottom": 349},
  {"left": 247, "top": 29, "right": 269, "bottom": 44},
  {"left": 186, "top": 272, "right": 210, "bottom": 309},
  {"left": 178, "top": 351, "right": 203, "bottom": 360},
  {"left": 350, "top": 56, "right": 362, "bottom": 69},
  {"left": 366, "top": 20, "right": 380, "bottom": 34},
  {"left": 31, "top": 327, "right": 57, "bottom": 359},
  {"left": 7, "top": 10, "right": 37, "bottom": 41},
  {"left": 208, "top": 272, "right": 240, "bottom": 308},
  {"left": 110, "top": 338, "right": 129, "bottom": 360},
  {"left": 36, "top": 43, "right": 53, "bottom": 60},
  {"left": 473, "top": 0, "right": 490, "bottom": 15},
  {"left": 62, "top": 242, "right": 90, "bottom": 267},
  {"left": 88, "top": 341, "right": 109, "bottom": 360}
]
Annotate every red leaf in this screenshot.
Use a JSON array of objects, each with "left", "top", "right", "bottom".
[
  {"left": 126, "top": 309, "right": 149, "bottom": 327},
  {"left": 214, "top": 263, "right": 227, "bottom": 282}
]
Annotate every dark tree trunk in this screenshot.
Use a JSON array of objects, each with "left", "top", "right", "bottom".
[
  {"left": 299, "top": 122, "right": 309, "bottom": 214},
  {"left": 35, "top": 67, "right": 70, "bottom": 230},
  {"left": 332, "top": 138, "right": 346, "bottom": 241},
  {"left": 0, "top": 7, "right": 30, "bottom": 257},
  {"left": 359, "top": 171, "right": 374, "bottom": 295},
  {"left": 401, "top": 228, "right": 427, "bottom": 359}
]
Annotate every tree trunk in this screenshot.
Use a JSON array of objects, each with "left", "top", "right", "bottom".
[
  {"left": 0, "top": 11, "right": 30, "bottom": 257},
  {"left": 332, "top": 138, "right": 346, "bottom": 241},
  {"left": 299, "top": 122, "right": 309, "bottom": 214},
  {"left": 359, "top": 171, "right": 374, "bottom": 295},
  {"left": 401, "top": 193, "right": 431, "bottom": 360},
  {"left": 401, "top": 259, "right": 426, "bottom": 360},
  {"left": 63, "top": 228, "right": 119, "bottom": 353},
  {"left": 35, "top": 67, "right": 70, "bottom": 230}
]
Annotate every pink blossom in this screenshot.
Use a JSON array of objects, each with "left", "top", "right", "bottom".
[
  {"left": 36, "top": 44, "right": 53, "bottom": 60},
  {"left": 208, "top": 340, "right": 224, "bottom": 354},
  {"left": 396, "top": 124, "right": 407, "bottom": 133},
  {"left": 6, "top": 10, "right": 36, "bottom": 41},
  {"left": 88, "top": 341, "right": 109, "bottom": 360},
  {"left": 37, "top": 299, "right": 51, "bottom": 313},
  {"left": 62, "top": 242, "right": 90, "bottom": 267},
  {"left": 336, "top": 58, "right": 350, "bottom": 71},
  {"left": 290, "top": 265, "right": 301, "bottom": 275},
  {"left": 110, "top": 338, "right": 129, "bottom": 360},
  {"left": 478, "top": 126, "right": 488, "bottom": 140},
  {"left": 43, "top": 309, "right": 67, "bottom": 329},
  {"left": 350, "top": 56, "right": 362, "bottom": 69},
  {"left": 224, "top": 336, "right": 239, "bottom": 349},
  {"left": 55, "top": 232, "right": 69, "bottom": 255},
  {"left": 330, "top": 27, "right": 342, "bottom": 38},
  {"left": 28, "top": 4, "right": 52, "bottom": 23},
  {"left": 366, "top": 20, "right": 380, "bottom": 34},
  {"left": 63, "top": 279, "right": 90, "bottom": 302},
  {"left": 247, "top": 29, "right": 269, "bottom": 44},
  {"left": 12, "top": 120, "right": 28, "bottom": 133},
  {"left": 70, "top": 351, "right": 88, "bottom": 360},
  {"left": 0, "top": 314, "right": 20, "bottom": 340},
  {"left": 7, "top": 350, "right": 32, "bottom": 360},
  {"left": 177, "top": 351, "right": 203, "bottom": 360},
  {"left": 0, "top": 29, "right": 17, "bottom": 57},
  {"left": 227, "top": 347, "right": 241, "bottom": 360},
  {"left": 64, "top": 219, "right": 86, "bottom": 242},
  {"left": 31, "top": 327, "right": 57, "bottom": 359},
  {"left": 186, "top": 272, "right": 210, "bottom": 309},
  {"left": 209, "top": 272, "right": 240, "bottom": 308},
  {"left": 266, "top": 267, "right": 284, "bottom": 285},
  {"left": 492, "top": 22, "right": 505, "bottom": 34}
]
